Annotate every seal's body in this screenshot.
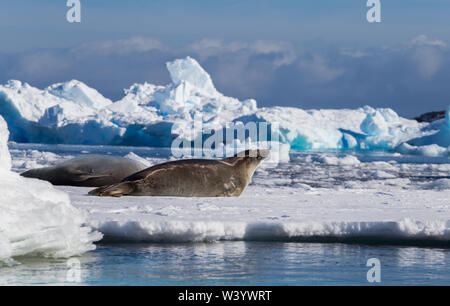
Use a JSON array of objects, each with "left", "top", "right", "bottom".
[
  {"left": 89, "top": 149, "right": 269, "bottom": 197},
  {"left": 21, "top": 155, "right": 147, "bottom": 187}
]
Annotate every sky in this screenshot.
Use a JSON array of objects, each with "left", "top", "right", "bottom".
[{"left": 0, "top": 0, "right": 449, "bottom": 117}]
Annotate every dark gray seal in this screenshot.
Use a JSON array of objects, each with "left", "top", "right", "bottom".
[
  {"left": 89, "top": 149, "right": 269, "bottom": 197},
  {"left": 21, "top": 155, "right": 148, "bottom": 187}
]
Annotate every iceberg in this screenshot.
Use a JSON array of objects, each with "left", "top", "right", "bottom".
[
  {"left": 0, "top": 57, "right": 448, "bottom": 156},
  {"left": 361, "top": 111, "right": 389, "bottom": 136},
  {"left": 0, "top": 116, "right": 11, "bottom": 170},
  {"left": 166, "top": 57, "right": 217, "bottom": 97},
  {"left": 407, "top": 107, "right": 450, "bottom": 148},
  {"left": 47, "top": 80, "right": 113, "bottom": 110},
  {"left": 0, "top": 116, "right": 101, "bottom": 264}
]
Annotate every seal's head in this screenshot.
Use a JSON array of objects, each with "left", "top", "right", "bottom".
[
  {"left": 235, "top": 149, "right": 270, "bottom": 159},
  {"left": 233, "top": 149, "right": 270, "bottom": 174}
]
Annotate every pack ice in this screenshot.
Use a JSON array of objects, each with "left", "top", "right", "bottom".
[
  {"left": 1, "top": 57, "right": 448, "bottom": 156},
  {"left": 0, "top": 115, "right": 101, "bottom": 264}
]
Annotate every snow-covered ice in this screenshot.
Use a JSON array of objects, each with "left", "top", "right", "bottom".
[
  {"left": 0, "top": 116, "right": 11, "bottom": 170},
  {"left": 0, "top": 116, "right": 101, "bottom": 264},
  {"left": 7, "top": 143, "right": 450, "bottom": 245},
  {"left": 1, "top": 57, "right": 448, "bottom": 156},
  {"left": 408, "top": 107, "right": 450, "bottom": 148},
  {"left": 63, "top": 185, "right": 450, "bottom": 244}
]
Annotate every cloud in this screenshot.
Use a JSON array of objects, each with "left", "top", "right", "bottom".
[
  {"left": 72, "top": 37, "right": 166, "bottom": 55},
  {"left": 249, "top": 41, "right": 297, "bottom": 66},
  {"left": 298, "top": 54, "right": 344, "bottom": 84},
  {"left": 411, "top": 47, "right": 444, "bottom": 79},
  {"left": 187, "top": 38, "right": 244, "bottom": 58},
  {"left": 408, "top": 35, "right": 447, "bottom": 79},
  {"left": 0, "top": 35, "right": 449, "bottom": 117},
  {"left": 410, "top": 35, "right": 447, "bottom": 48},
  {"left": 185, "top": 39, "right": 299, "bottom": 98},
  {"left": 12, "top": 51, "right": 70, "bottom": 78},
  {"left": 187, "top": 39, "right": 296, "bottom": 67},
  {"left": 339, "top": 49, "right": 371, "bottom": 58}
]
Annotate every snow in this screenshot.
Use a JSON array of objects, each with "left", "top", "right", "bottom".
[
  {"left": 361, "top": 110, "right": 389, "bottom": 136},
  {"left": 7, "top": 143, "right": 450, "bottom": 245},
  {"left": 47, "top": 80, "right": 112, "bottom": 110},
  {"left": 422, "top": 179, "right": 450, "bottom": 191},
  {"left": 0, "top": 116, "right": 101, "bottom": 264},
  {"left": 1, "top": 57, "right": 447, "bottom": 156},
  {"left": 0, "top": 116, "right": 11, "bottom": 170},
  {"left": 396, "top": 143, "right": 448, "bottom": 157},
  {"left": 63, "top": 185, "right": 450, "bottom": 243},
  {"left": 308, "top": 154, "right": 361, "bottom": 166},
  {"left": 123, "top": 152, "right": 152, "bottom": 167},
  {"left": 0, "top": 173, "right": 102, "bottom": 264}
]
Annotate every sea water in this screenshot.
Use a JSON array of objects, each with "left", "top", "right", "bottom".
[{"left": 1, "top": 242, "right": 450, "bottom": 285}]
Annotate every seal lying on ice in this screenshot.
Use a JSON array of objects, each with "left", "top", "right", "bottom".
[
  {"left": 89, "top": 149, "right": 269, "bottom": 197},
  {"left": 21, "top": 155, "right": 147, "bottom": 187}
]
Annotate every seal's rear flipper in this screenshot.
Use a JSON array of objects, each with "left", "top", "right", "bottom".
[
  {"left": 20, "top": 169, "right": 36, "bottom": 178},
  {"left": 88, "top": 182, "right": 135, "bottom": 197}
]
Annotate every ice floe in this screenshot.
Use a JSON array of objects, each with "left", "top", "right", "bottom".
[{"left": 0, "top": 116, "right": 101, "bottom": 264}]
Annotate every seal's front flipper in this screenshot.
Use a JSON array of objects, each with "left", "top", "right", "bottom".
[
  {"left": 88, "top": 184, "right": 110, "bottom": 196},
  {"left": 88, "top": 182, "right": 135, "bottom": 197}
]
